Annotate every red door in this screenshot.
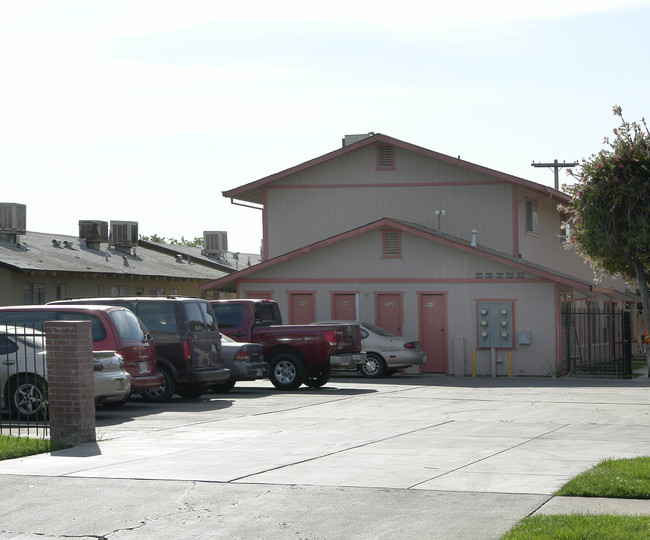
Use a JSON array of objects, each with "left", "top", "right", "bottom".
[
  {"left": 376, "top": 293, "right": 403, "bottom": 335},
  {"left": 289, "top": 293, "right": 315, "bottom": 324},
  {"left": 332, "top": 293, "right": 357, "bottom": 320},
  {"left": 419, "top": 293, "right": 447, "bottom": 373}
]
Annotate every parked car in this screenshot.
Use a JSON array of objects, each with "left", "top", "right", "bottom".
[
  {"left": 51, "top": 297, "right": 229, "bottom": 401},
  {"left": 209, "top": 334, "right": 267, "bottom": 393},
  {"left": 315, "top": 321, "right": 427, "bottom": 377},
  {"left": 0, "top": 325, "right": 131, "bottom": 420},
  {"left": 210, "top": 299, "right": 364, "bottom": 390},
  {"left": 0, "top": 305, "right": 161, "bottom": 398}
]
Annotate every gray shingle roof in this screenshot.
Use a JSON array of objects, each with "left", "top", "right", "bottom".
[{"left": 0, "top": 231, "right": 230, "bottom": 280}]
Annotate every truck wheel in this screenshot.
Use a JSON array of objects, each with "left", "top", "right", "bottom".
[
  {"left": 360, "top": 353, "right": 387, "bottom": 378},
  {"left": 9, "top": 374, "right": 47, "bottom": 421},
  {"left": 141, "top": 367, "right": 177, "bottom": 402},
  {"left": 269, "top": 354, "right": 305, "bottom": 390},
  {"left": 304, "top": 367, "right": 331, "bottom": 388}
]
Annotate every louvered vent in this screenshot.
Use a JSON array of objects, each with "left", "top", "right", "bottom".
[
  {"left": 79, "top": 220, "right": 108, "bottom": 242},
  {"left": 204, "top": 231, "right": 228, "bottom": 256},
  {"left": 378, "top": 145, "right": 394, "bottom": 168},
  {"left": 384, "top": 231, "right": 399, "bottom": 255},
  {"left": 0, "top": 203, "right": 26, "bottom": 234},
  {"left": 110, "top": 221, "right": 138, "bottom": 247}
]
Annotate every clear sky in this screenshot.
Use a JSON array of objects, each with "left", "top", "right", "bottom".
[{"left": 1, "top": 1, "right": 648, "bottom": 254}]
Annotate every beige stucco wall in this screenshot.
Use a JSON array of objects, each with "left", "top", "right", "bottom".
[
  {"left": 264, "top": 145, "right": 516, "bottom": 258},
  {"left": 236, "top": 230, "right": 562, "bottom": 376}
]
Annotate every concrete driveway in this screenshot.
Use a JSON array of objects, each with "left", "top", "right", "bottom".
[{"left": 0, "top": 374, "right": 649, "bottom": 539}]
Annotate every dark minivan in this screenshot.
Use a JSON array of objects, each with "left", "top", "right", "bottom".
[
  {"left": 0, "top": 304, "right": 161, "bottom": 396},
  {"left": 51, "top": 297, "right": 229, "bottom": 402}
]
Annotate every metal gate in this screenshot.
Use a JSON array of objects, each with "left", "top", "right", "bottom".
[
  {"left": 561, "top": 305, "right": 632, "bottom": 377},
  {"left": 0, "top": 325, "right": 49, "bottom": 437}
]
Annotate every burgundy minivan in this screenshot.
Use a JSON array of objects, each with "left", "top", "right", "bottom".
[{"left": 0, "top": 305, "right": 162, "bottom": 395}]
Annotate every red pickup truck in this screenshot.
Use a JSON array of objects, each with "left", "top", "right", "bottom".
[{"left": 210, "top": 299, "right": 365, "bottom": 390}]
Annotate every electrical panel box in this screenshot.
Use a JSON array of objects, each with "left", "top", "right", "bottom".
[
  {"left": 478, "top": 302, "right": 513, "bottom": 348},
  {"left": 517, "top": 331, "right": 531, "bottom": 345}
]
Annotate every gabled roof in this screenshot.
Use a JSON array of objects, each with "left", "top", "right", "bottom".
[
  {"left": 198, "top": 217, "right": 595, "bottom": 293},
  {"left": 223, "top": 133, "right": 570, "bottom": 206}
]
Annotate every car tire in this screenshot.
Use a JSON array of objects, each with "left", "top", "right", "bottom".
[
  {"left": 360, "top": 353, "right": 387, "bottom": 378},
  {"left": 140, "top": 367, "right": 177, "bottom": 402},
  {"left": 210, "top": 380, "right": 236, "bottom": 393},
  {"left": 269, "top": 353, "right": 305, "bottom": 390},
  {"left": 9, "top": 374, "right": 47, "bottom": 421},
  {"left": 304, "top": 367, "right": 331, "bottom": 388},
  {"left": 177, "top": 384, "right": 206, "bottom": 399}
]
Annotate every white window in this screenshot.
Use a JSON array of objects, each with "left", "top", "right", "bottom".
[{"left": 526, "top": 200, "right": 538, "bottom": 234}]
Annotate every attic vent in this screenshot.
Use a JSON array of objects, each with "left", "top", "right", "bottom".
[
  {"left": 204, "top": 231, "right": 228, "bottom": 256},
  {"left": 110, "top": 221, "right": 138, "bottom": 247},
  {"left": 0, "top": 203, "right": 26, "bottom": 234},
  {"left": 382, "top": 230, "right": 400, "bottom": 257},
  {"left": 377, "top": 144, "right": 394, "bottom": 169}
]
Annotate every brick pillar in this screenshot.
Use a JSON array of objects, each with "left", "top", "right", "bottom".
[{"left": 45, "top": 321, "right": 96, "bottom": 445}]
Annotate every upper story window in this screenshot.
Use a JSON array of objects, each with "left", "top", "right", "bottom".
[
  {"left": 560, "top": 212, "right": 572, "bottom": 244},
  {"left": 376, "top": 144, "right": 395, "bottom": 170},
  {"left": 382, "top": 229, "right": 401, "bottom": 258},
  {"left": 526, "top": 200, "right": 538, "bottom": 235}
]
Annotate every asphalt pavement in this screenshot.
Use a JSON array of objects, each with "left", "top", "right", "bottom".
[{"left": 1, "top": 373, "right": 650, "bottom": 539}]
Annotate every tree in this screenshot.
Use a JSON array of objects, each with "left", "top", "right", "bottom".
[
  {"left": 139, "top": 234, "right": 204, "bottom": 247},
  {"left": 565, "top": 106, "right": 650, "bottom": 368}
]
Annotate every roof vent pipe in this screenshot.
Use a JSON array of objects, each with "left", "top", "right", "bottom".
[{"left": 471, "top": 229, "right": 478, "bottom": 247}]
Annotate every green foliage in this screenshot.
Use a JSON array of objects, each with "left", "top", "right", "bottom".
[
  {"left": 0, "top": 435, "right": 65, "bottom": 460},
  {"left": 139, "top": 234, "right": 204, "bottom": 247},
  {"left": 565, "top": 106, "right": 650, "bottom": 280},
  {"left": 555, "top": 457, "right": 650, "bottom": 499},
  {"left": 502, "top": 514, "right": 650, "bottom": 540}
]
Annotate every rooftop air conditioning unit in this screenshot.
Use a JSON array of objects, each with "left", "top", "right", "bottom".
[
  {"left": 204, "top": 231, "right": 228, "bottom": 257},
  {"left": 79, "top": 220, "right": 109, "bottom": 242},
  {"left": 110, "top": 221, "right": 139, "bottom": 248},
  {"left": 0, "top": 203, "right": 26, "bottom": 235}
]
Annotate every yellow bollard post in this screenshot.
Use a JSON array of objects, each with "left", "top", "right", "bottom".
[{"left": 472, "top": 350, "right": 476, "bottom": 377}]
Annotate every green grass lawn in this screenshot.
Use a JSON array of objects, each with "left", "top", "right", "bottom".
[
  {"left": 502, "top": 514, "right": 650, "bottom": 539},
  {"left": 503, "top": 457, "right": 650, "bottom": 539},
  {"left": 0, "top": 434, "right": 65, "bottom": 461},
  {"left": 555, "top": 457, "right": 650, "bottom": 499}
]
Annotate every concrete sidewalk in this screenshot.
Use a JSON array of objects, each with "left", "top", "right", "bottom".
[{"left": 0, "top": 375, "right": 649, "bottom": 538}]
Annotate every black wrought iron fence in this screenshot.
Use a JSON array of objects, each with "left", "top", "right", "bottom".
[
  {"left": 561, "top": 305, "right": 632, "bottom": 377},
  {"left": 0, "top": 324, "right": 49, "bottom": 437}
]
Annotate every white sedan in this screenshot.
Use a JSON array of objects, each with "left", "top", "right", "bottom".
[
  {"left": 315, "top": 321, "right": 427, "bottom": 378},
  {"left": 356, "top": 321, "right": 426, "bottom": 377},
  {"left": 0, "top": 326, "right": 131, "bottom": 420}
]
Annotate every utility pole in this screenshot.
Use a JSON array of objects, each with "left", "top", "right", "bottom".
[{"left": 531, "top": 159, "right": 578, "bottom": 190}]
